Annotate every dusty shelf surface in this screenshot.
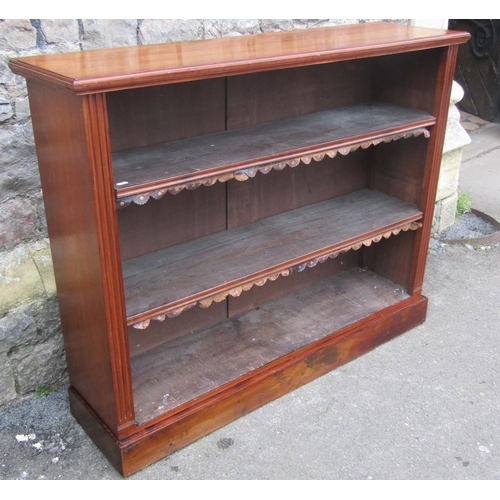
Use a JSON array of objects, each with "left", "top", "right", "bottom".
[{"left": 131, "top": 267, "right": 410, "bottom": 424}]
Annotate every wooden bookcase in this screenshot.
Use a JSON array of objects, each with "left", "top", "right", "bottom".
[{"left": 9, "top": 22, "right": 469, "bottom": 476}]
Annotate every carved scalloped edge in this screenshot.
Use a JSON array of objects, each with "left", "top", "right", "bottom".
[
  {"left": 131, "top": 220, "right": 422, "bottom": 329},
  {"left": 116, "top": 128, "right": 430, "bottom": 208}
]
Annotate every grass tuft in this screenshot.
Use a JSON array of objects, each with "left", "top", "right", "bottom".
[{"left": 456, "top": 191, "right": 472, "bottom": 217}]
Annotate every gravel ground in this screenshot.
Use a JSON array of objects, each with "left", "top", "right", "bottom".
[
  {"left": 430, "top": 212, "right": 499, "bottom": 252},
  {"left": 0, "top": 386, "right": 114, "bottom": 480},
  {"left": 440, "top": 213, "right": 497, "bottom": 241}
]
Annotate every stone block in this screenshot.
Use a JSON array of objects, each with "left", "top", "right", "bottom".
[
  {"left": 0, "top": 303, "right": 41, "bottom": 407},
  {"left": 32, "top": 190, "right": 48, "bottom": 237},
  {"left": 437, "top": 148, "right": 464, "bottom": 201},
  {"left": 259, "top": 19, "right": 356, "bottom": 34},
  {"left": 0, "top": 58, "right": 27, "bottom": 99},
  {"left": 0, "top": 92, "right": 13, "bottom": 122},
  {"left": 0, "top": 354, "right": 17, "bottom": 407},
  {"left": 0, "top": 123, "right": 40, "bottom": 202},
  {"left": 9, "top": 335, "right": 67, "bottom": 395},
  {"left": 433, "top": 192, "right": 458, "bottom": 234},
  {"left": 0, "top": 197, "right": 37, "bottom": 249},
  {"left": 29, "top": 239, "right": 56, "bottom": 296},
  {"left": 0, "top": 19, "right": 36, "bottom": 52},
  {"left": 139, "top": 19, "right": 203, "bottom": 44},
  {"left": 0, "top": 304, "right": 37, "bottom": 347},
  {"left": 204, "top": 19, "right": 261, "bottom": 39},
  {"left": 0, "top": 297, "right": 63, "bottom": 407},
  {"left": 443, "top": 104, "right": 471, "bottom": 155},
  {"left": 433, "top": 81, "right": 470, "bottom": 234},
  {"left": 39, "top": 19, "right": 79, "bottom": 46},
  {"left": 80, "top": 19, "right": 138, "bottom": 50},
  {"left": 14, "top": 97, "right": 31, "bottom": 120},
  {"left": 0, "top": 245, "right": 46, "bottom": 315}
]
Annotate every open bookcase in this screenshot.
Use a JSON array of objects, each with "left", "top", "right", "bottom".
[{"left": 10, "top": 22, "right": 469, "bottom": 476}]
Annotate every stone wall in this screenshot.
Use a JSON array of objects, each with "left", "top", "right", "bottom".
[{"left": 2, "top": 18, "right": 466, "bottom": 409}]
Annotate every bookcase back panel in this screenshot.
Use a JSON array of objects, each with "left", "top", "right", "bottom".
[
  {"left": 226, "top": 60, "right": 374, "bottom": 129},
  {"left": 117, "top": 183, "right": 227, "bottom": 261},
  {"left": 127, "top": 251, "right": 359, "bottom": 357},
  {"left": 227, "top": 151, "right": 369, "bottom": 228},
  {"left": 228, "top": 249, "right": 359, "bottom": 317},
  {"left": 368, "top": 135, "right": 429, "bottom": 207},
  {"left": 361, "top": 229, "right": 416, "bottom": 291},
  {"left": 372, "top": 49, "right": 442, "bottom": 114},
  {"left": 106, "top": 78, "right": 226, "bottom": 152},
  {"left": 128, "top": 301, "right": 227, "bottom": 358}
]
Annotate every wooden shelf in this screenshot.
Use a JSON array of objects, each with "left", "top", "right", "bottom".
[
  {"left": 122, "top": 189, "right": 422, "bottom": 328},
  {"left": 131, "top": 267, "right": 410, "bottom": 424},
  {"left": 113, "top": 102, "right": 434, "bottom": 206}
]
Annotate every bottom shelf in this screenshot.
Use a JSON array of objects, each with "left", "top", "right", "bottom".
[{"left": 131, "top": 267, "right": 410, "bottom": 425}]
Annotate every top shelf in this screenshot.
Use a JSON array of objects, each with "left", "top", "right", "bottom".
[
  {"left": 113, "top": 102, "right": 435, "bottom": 205},
  {"left": 8, "top": 23, "right": 470, "bottom": 94}
]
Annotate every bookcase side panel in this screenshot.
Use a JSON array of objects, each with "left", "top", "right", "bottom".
[
  {"left": 369, "top": 46, "right": 460, "bottom": 296},
  {"left": 26, "top": 80, "right": 134, "bottom": 436},
  {"left": 408, "top": 45, "right": 460, "bottom": 295}
]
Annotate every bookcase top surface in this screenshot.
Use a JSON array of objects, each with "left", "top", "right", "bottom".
[{"left": 10, "top": 22, "right": 469, "bottom": 94}]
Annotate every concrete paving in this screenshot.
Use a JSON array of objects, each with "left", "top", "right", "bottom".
[{"left": 1, "top": 115, "right": 499, "bottom": 481}]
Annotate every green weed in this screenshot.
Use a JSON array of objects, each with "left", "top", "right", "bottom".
[
  {"left": 34, "top": 384, "right": 55, "bottom": 398},
  {"left": 456, "top": 191, "right": 472, "bottom": 217}
]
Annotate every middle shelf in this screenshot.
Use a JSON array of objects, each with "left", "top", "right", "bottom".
[{"left": 122, "top": 189, "right": 423, "bottom": 328}]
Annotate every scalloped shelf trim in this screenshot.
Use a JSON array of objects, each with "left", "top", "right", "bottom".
[
  {"left": 117, "top": 127, "right": 430, "bottom": 209},
  {"left": 130, "top": 220, "right": 422, "bottom": 329}
]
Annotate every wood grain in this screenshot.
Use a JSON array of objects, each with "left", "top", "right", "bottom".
[
  {"left": 226, "top": 151, "right": 368, "bottom": 228},
  {"left": 373, "top": 49, "right": 442, "bottom": 114},
  {"left": 226, "top": 59, "right": 373, "bottom": 129},
  {"left": 227, "top": 249, "right": 359, "bottom": 318},
  {"left": 128, "top": 301, "right": 227, "bottom": 358}
]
